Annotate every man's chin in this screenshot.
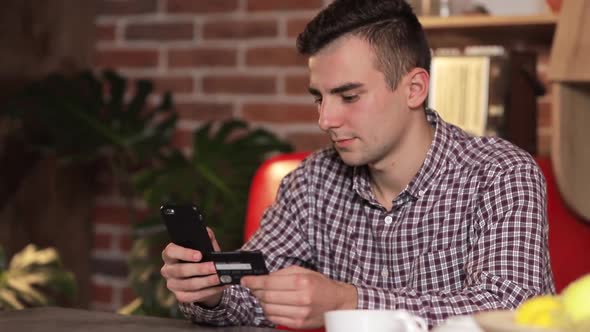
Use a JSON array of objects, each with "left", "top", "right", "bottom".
[{"left": 335, "top": 149, "right": 366, "bottom": 167}]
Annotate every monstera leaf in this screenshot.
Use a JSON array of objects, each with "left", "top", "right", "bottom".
[
  {"left": 133, "top": 119, "right": 293, "bottom": 248},
  {"left": 119, "top": 119, "right": 293, "bottom": 317},
  {"left": 4, "top": 70, "right": 176, "bottom": 164},
  {"left": 0, "top": 244, "right": 76, "bottom": 310},
  {"left": 1, "top": 70, "right": 177, "bottom": 213}
]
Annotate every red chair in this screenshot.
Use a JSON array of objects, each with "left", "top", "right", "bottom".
[
  {"left": 536, "top": 158, "right": 590, "bottom": 292},
  {"left": 244, "top": 152, "right": 320, "bottom": 332},
  {"left": 244, "top": 152, "right": 311, "bottom": 243},
  {"left": 244, "top": 154, "right": 590, "bottom": 328}
]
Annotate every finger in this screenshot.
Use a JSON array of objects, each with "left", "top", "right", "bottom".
[
  {"left": 242, "top": 274, "right": 306, "bottom": 291},
  {"left": 241, "top": 275, "right": 264, "bottom": 289},
  {"left": 162, "top": 242, "right": 202, "bottom": 263},
  {"left": 252, "top": 290, "right": 310, "bottom": 306},
  {"left": 206, "top": 227, "right": 222, "bottom": 252},
  {"left": 167, "top": 273, "right": 221, "bottom": 292},
  {"left": 161, "top": 261, "right": 217, "bottom": 279},
  {"left": 270, "top": 265, "right": 309, "bottom": 275}
]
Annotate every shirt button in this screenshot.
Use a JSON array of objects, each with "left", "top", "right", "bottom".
[
  {"left": 381, "top": 267, "right": 389, "bottom": 278},
  {"left": 418, "top": 190, "right": 426, "bottom": 196},
  {"left": 384, "top": 215, "right": 393, "bottom": 225}
]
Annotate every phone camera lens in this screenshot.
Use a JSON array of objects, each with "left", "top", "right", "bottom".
[{"left": 164, "top": 208, "right": 174, "bottom": 215}]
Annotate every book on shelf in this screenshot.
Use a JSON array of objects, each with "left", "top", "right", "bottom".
[{"left": 428, "top": 46, "right": 508, "bottom": 138}]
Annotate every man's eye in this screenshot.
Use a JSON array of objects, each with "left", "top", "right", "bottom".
[
  {"left": 342, "top": 95, "right": 359, "bottom": 103},
  {"left": 313, "top": 98, "right": 323, "bottom": 105}
]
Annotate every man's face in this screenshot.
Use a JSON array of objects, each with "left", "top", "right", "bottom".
[{"left": 308, "top": 35, "right": 412, "bottom": 168}]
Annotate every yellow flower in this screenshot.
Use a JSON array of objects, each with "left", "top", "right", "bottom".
[{"left": 515, "top": 295, "right": 564, "bottom": 328}]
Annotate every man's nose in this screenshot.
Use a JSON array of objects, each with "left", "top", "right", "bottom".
[{"left": 318, "top": 100, "right": 341, "bottom": 131}]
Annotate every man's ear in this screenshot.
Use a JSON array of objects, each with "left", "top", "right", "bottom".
[{"left": 405, "top": 68, "right": 429, "bottom": 109}]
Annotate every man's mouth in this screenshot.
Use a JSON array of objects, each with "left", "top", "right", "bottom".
[{"left": 333, "top": 137, "right": 355, "bottom": 148}]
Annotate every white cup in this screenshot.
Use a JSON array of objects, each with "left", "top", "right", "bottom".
[{"left": 324, "top": 309, "right": 427, "bottom": 332}]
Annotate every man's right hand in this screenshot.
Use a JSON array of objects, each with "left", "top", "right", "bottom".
[{"left": 160, "top": 228, "right": 227, "bottom": 308}]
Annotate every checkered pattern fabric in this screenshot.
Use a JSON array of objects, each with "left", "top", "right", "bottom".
[{"left": 180, "top": 109, "right": 555, "bottom": 328}]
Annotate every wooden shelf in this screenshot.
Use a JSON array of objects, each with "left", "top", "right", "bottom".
[
  {"left": 419, "top": 14, "right": 557, "bottom": 48},
  {"left": 420, "top": 14, "right": 557, "bottom": 29}
]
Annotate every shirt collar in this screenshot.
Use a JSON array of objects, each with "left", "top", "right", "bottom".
[
  {"left": 404, "top": 108, "right": 453, "bottom": 199},
  {"left": 352, "top": 108, "right": 453, "bottom": 204}
]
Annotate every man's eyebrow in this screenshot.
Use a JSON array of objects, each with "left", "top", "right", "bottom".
[
  {"left": 308, "top": 82, "right": 364, "bottom": 96},
  {"left": 330, "top": 82, "right": 363, "bottom": 94},
  {"left": 308, "top": 87, "right": 321, "bottom": 96}
]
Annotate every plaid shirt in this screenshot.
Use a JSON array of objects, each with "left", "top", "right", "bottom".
[{"left": 180, "top": 109, "right": 555, "bottom": 328}]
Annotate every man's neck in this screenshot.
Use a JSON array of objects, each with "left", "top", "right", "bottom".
[{"left": 369, "top": 111, "right": 435, "bottom": 211}]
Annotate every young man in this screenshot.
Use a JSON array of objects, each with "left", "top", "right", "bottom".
[{"left": 160, "top": 0, "right": 555, "bottom": 329}]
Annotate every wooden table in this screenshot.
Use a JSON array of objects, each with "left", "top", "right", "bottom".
[{"left": 0, "top": 307, "right": 279, "bottom": 332}]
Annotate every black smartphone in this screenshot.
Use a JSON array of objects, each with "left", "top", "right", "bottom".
[
  {"left": 160, "top": 203, "right": 268, "bottom": 284},
  {"left": 160, "top": 204, "right": 214, "bottom": 260}
]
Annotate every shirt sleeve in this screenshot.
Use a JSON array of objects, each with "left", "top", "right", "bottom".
[
  {"left": 355, "top": 163, "right": 555, "bottom": 328},
  {"left": 178, "top": 165, "right": 315, "bottom": 326}
]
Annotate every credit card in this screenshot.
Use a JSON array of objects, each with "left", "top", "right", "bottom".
[{"left": 210, "top": 251, "right": 269, "bottom": 284}]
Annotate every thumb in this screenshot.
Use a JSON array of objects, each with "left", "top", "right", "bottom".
[
  {"left": 271, "top": 265, "right": 310, "bottom": 276},
  {"left": 207, "top": 227, "right": 222, "bottom": 252}
]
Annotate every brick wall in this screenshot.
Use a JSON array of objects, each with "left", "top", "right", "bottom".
[
  {"left": 91, "top": 0, "right": 331, "bottom": 312},
  {"left": 90, "top": 0, "right": 553, "bottom": 310}
]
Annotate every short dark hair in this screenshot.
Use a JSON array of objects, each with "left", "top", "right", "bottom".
[{"left": 296, "top": 0, "right": 431, "bottom": 89}]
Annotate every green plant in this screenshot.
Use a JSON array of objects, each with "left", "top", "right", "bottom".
[
  {"left": 119, "top": 120, "right": 293, "bottom": 317},
  {"left": 2, "top": 70, "right": 176, "bottom": 219},
  {"left": 2, "top": 69, "right": 294, "bottom": 316},
  {"left": 0, "top": 244, "right": 76, "bottom": 310},
  {"left": 1, "top": 69, "right": 177, "bottom": 310},
  {"left": 5, "top": 70, "right": 175, "bottom": 162}
]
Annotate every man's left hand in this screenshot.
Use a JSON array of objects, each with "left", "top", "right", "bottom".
[{"left": 241, "top": 265, "right": 357, "bottom": 329}]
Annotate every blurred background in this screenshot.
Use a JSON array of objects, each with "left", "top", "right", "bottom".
[{"left": 0, "top": 0, "right": 578, "bottom": 319}]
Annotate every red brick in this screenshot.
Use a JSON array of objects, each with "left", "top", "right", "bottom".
[
  {"left": 93, "top": 206, "right": 132, "bottom": 225},
  {"left": 122, "top": 287, "right": 137, "bottom": 304},
  {"left": 125, "top": 22, "right": 194, "bottom": 41},
  {"left": 119, "top": 234, "right": 134, "bottom": 252},
  {"left": 125, "top": 75, "right": 193, "bottom": 98},
  {"left": 203, "top": 19, "right": 277, "bottom": 40},
  {"left": 171, "top": 129, "right": 192, "bottom": 149},
  {"left": 246, "top": 47, "right": 307, "bottom": 67},
  {"left": 285, "top": 132, "right": 330, "bottom": 152},
  {"left": 285, "top": 74, "right": 309, "bottom": 95},
  {"left": 93, "top": 233, "right": 113, "bottom": 250},
  {"left": 97, "top": 0, "right": 157, "bottom": 16},
  {"left": 147, "top": 76, "right": 194, "bottom": 94},
  {"left": 175, "top": 102, "right": 234, "bottom": 121},
  {"left": 538, "top": 99, "right": 552, "bottom": 128},
  {"left": 247, "top": 0, "right": 323, "bottom": 11},
  {"left": 166, "top": 0, "right": 239, "bottom": 13},
  {"left": 96, "top": 23, "right": 116, "bottom": 42},
  {"left": 242, "top": 103, "right": 317, "bottom": 123},
  {"left": 92, "top": 283, "right": 114, "bottom": 303},
  {"left": 168, "top": 48, "right": 237, "bottom": 68},
  {"left": 287, "top": 17, "right": 312, "bottom": 38},
  {"left": 202, "top": 75, "right": 276, "bottom": 94},
  {"left": 95, "top": 49, "right": 159, "bottom": 68},
  {"left": 91, "top": 257, "right": 129, "bottom": 278}
]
